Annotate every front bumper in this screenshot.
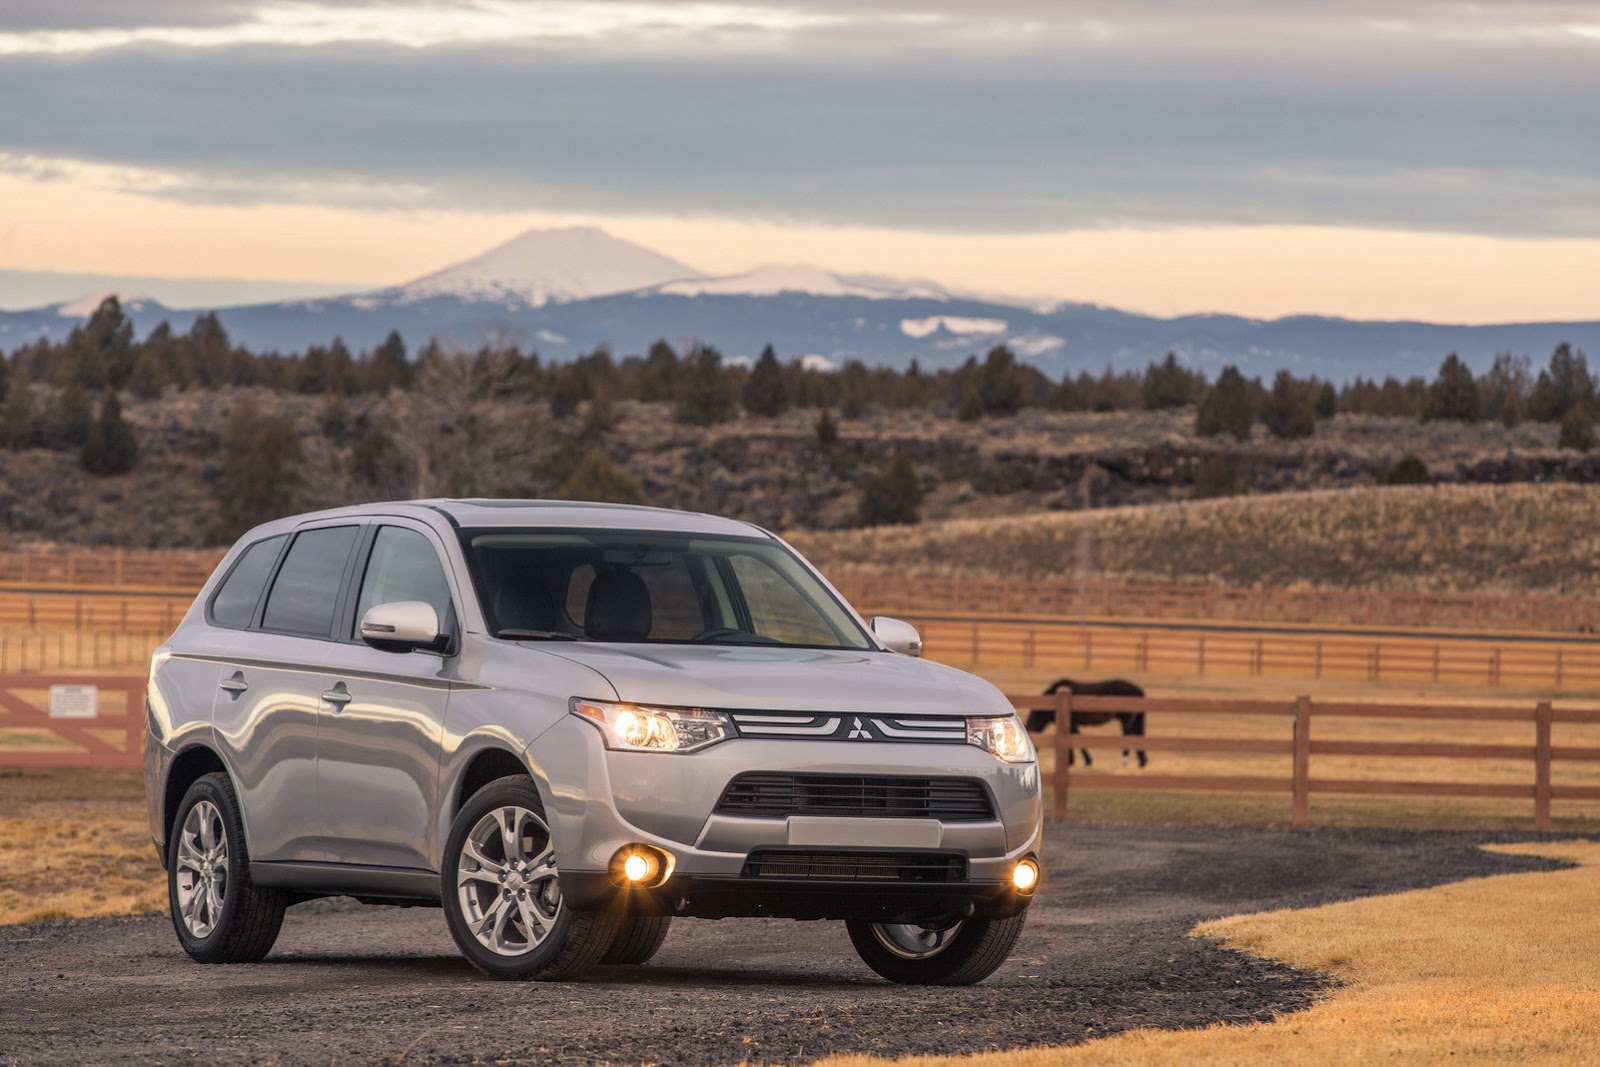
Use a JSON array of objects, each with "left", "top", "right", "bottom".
[{"left": 527, "top": 717, "right": 1045, "bottom": 921}]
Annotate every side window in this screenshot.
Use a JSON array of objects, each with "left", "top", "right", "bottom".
[
  {"left": 261, "top": 525, "right": 359, "bottom": 638},
  {"left": 353, "top": 526, "right": 454, "bottom": 635},
  {"left": 728, "top": 554, "right": 839, "bottom": 645},
  {"left": 209, "top": 534, "right": 287, "bottom": 629}
]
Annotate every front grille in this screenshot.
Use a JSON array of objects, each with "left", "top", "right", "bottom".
[
  {"left": 715, "top": 773, "right": 995, "bottom": 821},
  {"left": 741, "top": 849, "right": 968, "bottom": 883}
]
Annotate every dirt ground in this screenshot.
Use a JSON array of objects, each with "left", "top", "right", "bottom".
[{"left": 0, "top": 823, "right": 1564, "bottom": 1066}]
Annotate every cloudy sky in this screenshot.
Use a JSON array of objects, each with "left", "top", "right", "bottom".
[{"left": 2, "top": 0, "right": 1598, "bottom": 320}]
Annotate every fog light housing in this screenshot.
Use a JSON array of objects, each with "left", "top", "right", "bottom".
[
  {"left": 610, "top": 844, "right": 675, "bottom": 888},
  {"left": 1012, "top": 857, "right": 1040, "bottom": 894}
]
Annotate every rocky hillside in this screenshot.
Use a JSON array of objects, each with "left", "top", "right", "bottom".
[{"left": 1, "top": 387, "right": 1598, "bottom": 550}]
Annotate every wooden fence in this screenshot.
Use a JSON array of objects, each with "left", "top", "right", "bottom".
[
  {"left": 0, "top": 549, "right": 220, "bottom": 590},
  {"left": 835, "top": 571, "right": 1600, "bottom": 636},
  {"left": 0, "top": 673, "right": 149, "bottom": 768},
  {"left": 1012, "top": 691, "right": 1600, "bottom": 830},
  {"left": 0, "top": 630, "right": 168, "bottom": 673},
  {"left": 912, "top": 615, "right": 1600, "bottom": 690}
]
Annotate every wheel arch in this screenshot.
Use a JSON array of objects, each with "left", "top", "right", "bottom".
[
  {"left": 451, "top": 745, "right": 534, "bottom": 822},
  {"left": 161, "top": 744, "right": 232, "bottom": 864}
]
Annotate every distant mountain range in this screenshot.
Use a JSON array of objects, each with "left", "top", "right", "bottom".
[{"left": 3, "top": 226, "right": 1597, "bottom": 381}]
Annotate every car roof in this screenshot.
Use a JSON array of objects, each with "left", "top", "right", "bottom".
[{"left": 266, "top": 499, "right": 768, "bottom": 539}]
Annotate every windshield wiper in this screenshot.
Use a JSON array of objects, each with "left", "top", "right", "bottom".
[{"left": 497, "top": 628, "right": 583, "bottom": 641}]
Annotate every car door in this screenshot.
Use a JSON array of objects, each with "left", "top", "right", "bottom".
[
  {"left": 315, "top": 520, "right": 457, "bottom": 871},
  {"left": 211, "top": 522, "right": 362, "bottom": 864}
]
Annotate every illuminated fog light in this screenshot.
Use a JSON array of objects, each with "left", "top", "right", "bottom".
[
  {"left": 610, "top": 845, "right": 675, "bottom": 888},
  {"left": 1012, "top": 858, "right": 1040, "bottom": 893}
]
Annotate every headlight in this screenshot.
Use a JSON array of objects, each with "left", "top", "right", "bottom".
[
  {"left": 966, "top": 715, "right": 1035, "bottom": 763},
  {"left": 571, "top": 699, "right": 734, "bottom": 753}
]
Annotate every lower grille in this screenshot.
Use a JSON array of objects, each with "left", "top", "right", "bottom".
[
  {"left": 715, "top": 773, "right": 995, "bottom": 821},
  {"left": 741, "top": 849, "right": 968, "bottom": 883}
]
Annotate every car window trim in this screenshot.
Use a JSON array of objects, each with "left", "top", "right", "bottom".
[{"left": 256, "top": 520, "right": 367, "bottom": 642}]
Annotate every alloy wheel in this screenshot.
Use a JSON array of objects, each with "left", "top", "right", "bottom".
[
  {"left": 456, "top": 805, "right": 563, "bottom": 957},
  {"left": 174, "top": 799, "right": 229, "bottom": 938}
]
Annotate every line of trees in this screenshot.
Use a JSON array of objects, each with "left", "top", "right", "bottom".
[{"left": 4, "top": 298, "right": 1596, "bottom": 483}]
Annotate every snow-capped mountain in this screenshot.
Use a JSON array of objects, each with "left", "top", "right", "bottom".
[
  {"left": 392, "top": 226, "right": 702, "bottom": 306},
  {"left": 3, "top": 227, "right": 1598, "bottom": 382}
]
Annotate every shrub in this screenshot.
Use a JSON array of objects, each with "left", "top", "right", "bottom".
[
  {"left": 1558, "top": 405, "right": 1594, "bottom": 452},
  {"left": 857, "top": 454, "right": 923, "bottom": 526},
  {"left": 1381, "top": 454, "right": 1432, "bottom": 485},
  {"left": 552, "top": 449, "right": 647, "bottom": 505},
  {"left": 80, "top": 391, "right": 138, "bottom": 475}
]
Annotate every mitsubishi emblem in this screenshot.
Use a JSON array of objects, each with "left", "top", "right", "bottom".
[{"left": 847, "top": 717, "right": 871, "bottom": 739}]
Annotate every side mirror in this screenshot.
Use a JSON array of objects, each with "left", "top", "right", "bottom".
[
  {"left": 359, "top": 601, "right": 446, "bottom": 654},
  {"left": 871, "top": 616, "right": 923, "bottom": 657}
]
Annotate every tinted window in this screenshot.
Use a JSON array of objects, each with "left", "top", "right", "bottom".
[
  {"left": 210, "top": 534, "right": 287, "bottom": 629},
  {"left": 354, "top": 527, "right": 454, "bottom": 636},
  {"left": 566, "top": 559, "right": 704, "bottom": 640},
  {"left": 262, "top": 526, "right": 359, "bottom": 637}
]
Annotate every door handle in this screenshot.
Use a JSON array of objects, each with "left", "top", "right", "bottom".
[
  {"left": 219, "top": 671, "right": 248, "bottom": 695},
  {"left": 322, "top": 682, "right": 353, "bottom": 710}
]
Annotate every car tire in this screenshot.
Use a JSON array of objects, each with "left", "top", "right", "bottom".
[
  {"left": 167, "top": 771, "right": 287, "bottom": 964},
  {"left": 602, "top": 914, "right": 672, "bottom": 965},
  {"left": 845, "top": 913, "right": 1027, "bottom": 986},
  {"left": 441, "top": 774, "right": 622, "bottom": 980}
]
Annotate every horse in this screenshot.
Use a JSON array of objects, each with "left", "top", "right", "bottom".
[{"left": 1024, "top": 677, "right": 1147, "bottom": 768}]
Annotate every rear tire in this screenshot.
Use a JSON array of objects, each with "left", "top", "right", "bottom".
[
  {"left": 441, "top": 774, "right": 622, "bottom": 980},
  {"left": 846, "top": 913, "right": 1027, "bottom": 986},
  {"left": 603, "top": 914, "right": 672, "bottom": 965},
  {"left": 167, "top": 772, "right": 286, "bottom": 964}
]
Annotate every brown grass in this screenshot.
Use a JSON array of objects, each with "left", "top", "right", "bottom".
[
  {"left": 0, "top": 769, "right": 163, "bottom": 924},
  {"left": 817, "top": 840, "right": 1600, "bottom": 1067},
  {"left": 794, "top": 483, "right": 1600, "bottom": 594}
]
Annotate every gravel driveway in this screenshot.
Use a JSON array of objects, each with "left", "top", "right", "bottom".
[{"left": 0, "top": 824, "right": 1561, "bottom": 1065}]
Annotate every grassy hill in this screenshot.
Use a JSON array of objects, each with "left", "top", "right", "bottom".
[{"left": 791, "top": 484, "right": 1600, "bottom": 596}]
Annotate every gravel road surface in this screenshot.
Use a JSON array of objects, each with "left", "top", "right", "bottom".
[{"left": 0, "top": 824, "right": 1562, "bottom": 1065}]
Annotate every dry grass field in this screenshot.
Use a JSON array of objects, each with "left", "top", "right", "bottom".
[
  {"left": 819, "top": 839, "right": 1600, "bottom": 1067},
  {"left": 795, "top": 483, "right": 1600, "bottom": 595},
  {"left": 0, "top": 769, "right": 162, "bottom": 925}
]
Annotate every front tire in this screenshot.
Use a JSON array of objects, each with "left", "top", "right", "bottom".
[
  {"left": 846, "top": 913, "right": 1027, "bottom": 985},
  {"left": 603, "top": 914, "right": 672, "bottom": 965},
  {"left": 167, "top": 772, "right": 286, "bottom": 963},
  {"left": 441, "top": 774, "right": 622, "bottom": 980}
]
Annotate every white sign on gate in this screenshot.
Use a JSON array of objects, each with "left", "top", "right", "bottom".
[{"left": 48, "top": 685, "right": 99, "bottom": 719}]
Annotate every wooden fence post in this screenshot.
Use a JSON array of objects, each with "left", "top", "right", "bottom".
[
  {"left": 1197, "top": 635, "right": 1206, "bottom": 676},
  {"left": 1052, "top": 690, "right": 1072, "bottom": 821},
  {"left": 1293, "top": 695, "right": 1311, "bottom": 826},
  {"left": 1554, "top": 649, "right": 1564, "bottom": 689},
  {"left": 1314, "top": 640, "right": 1323, "bottom": 679},
  {"left": 1534, "top": 701, "right": 1553, "bottom": 832}
]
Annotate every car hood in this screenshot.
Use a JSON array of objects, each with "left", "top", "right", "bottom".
[{"left": 528, "top": 642, "right": 1011, "bottom": 717}]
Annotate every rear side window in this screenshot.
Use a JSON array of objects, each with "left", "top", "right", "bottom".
[
  {"left": 261, "top": 526, "right": 359, "bottom": 637},
  {"left": 209, "top": 534, "right": 287, "bottom": 629}
]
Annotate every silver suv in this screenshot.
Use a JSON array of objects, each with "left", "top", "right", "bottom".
[{"left": 144, "top": 500, "right": 1042, "bottom": 984}]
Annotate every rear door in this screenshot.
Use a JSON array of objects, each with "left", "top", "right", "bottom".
[
  {"left": 211, "top": 522, "right": 361, "bottom": 863},
  {"left": 316, "top": 521, "right": 458, "bottom": 871}
]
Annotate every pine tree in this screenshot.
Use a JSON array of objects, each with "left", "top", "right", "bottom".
[
  {"left": 1142, "top": 352, "right": 1201, "bottom": 410},
  {"left": 815, "top": 409, "right": 839, "bottom": 449},
  {"left": 1261, "top": 371, "right": 1315, "bottom": 439},
  {"left": 857, "top": 454, "right": 923, "bottom": 526},
  {"left": 1195, "top": 366, "right": 1254, "bottom": 441},
  {"left": 368, "top": 330, "right": 410, "bottom": 391},
  {"left": 674, "top": 346, "right": 738, "bottom": 426},
  {"left": 1424, "top": 353, "right": 1480, "bottom": 421},
  {"left": 743, "top": 344, "right": 789, "bottom": 417},
  {"left": 1313, "top": 382, "right": 1338, "bottom": 420},
  {"left": 211, "top": 397, "right": 303, "bottom": 542},
  {"left": 552, "top": 449, "right": 647, "bottom": 505},
  {"left": 2, "top": 372, "right": 36, "bottom": 448},
  {"left": 81, "top": 391, "right": 139, "bottom": 475},
  {"left": 976, "top": 346, "right": 1024, "bottom": 417}
]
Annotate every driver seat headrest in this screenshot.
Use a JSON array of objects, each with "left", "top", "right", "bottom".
[{"left": 584, "top": 569, "right": 652, "bottom": 642}]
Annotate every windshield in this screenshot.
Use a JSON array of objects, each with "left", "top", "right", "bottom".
[{"left": 458, "top": 528, "right": 875, "bottom": 650}]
